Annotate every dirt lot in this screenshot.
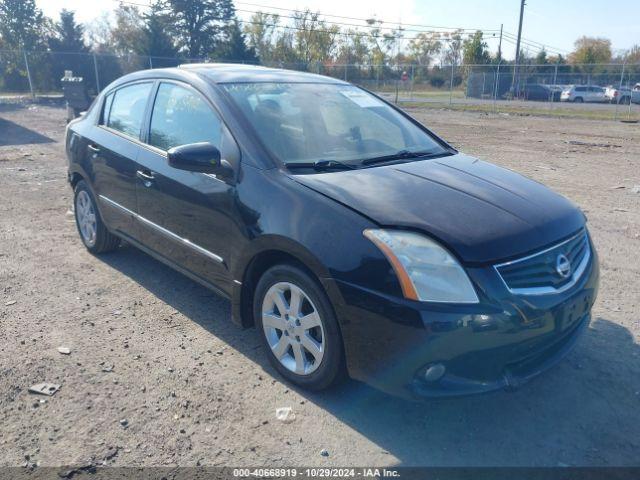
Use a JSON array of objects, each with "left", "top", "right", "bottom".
[{"left": 1, "top": 103, "right": 639, "bottom": 468}]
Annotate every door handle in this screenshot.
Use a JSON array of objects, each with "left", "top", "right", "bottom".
[
  {"left": 136, "top": 169, "right": 155, "bottom": 187},
  {"left": 87, "top": 144, "right": 100, "bottom": 154}
]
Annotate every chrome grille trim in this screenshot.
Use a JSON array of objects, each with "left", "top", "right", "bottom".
[{"left": 494, "top": 230, "right": 591, "bottom": 295}]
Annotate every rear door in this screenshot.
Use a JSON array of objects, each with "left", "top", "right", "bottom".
[
  {"left": 134, "top": 81, "right": 239, "bottom": 291},
  {"left": 90, "top": 81, "right": 153, "bottom": 235},
  {"left": 588, "top": 86, "right": 604, "bottom": 102}
]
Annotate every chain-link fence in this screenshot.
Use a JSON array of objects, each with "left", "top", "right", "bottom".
[
  {"left": 371, "top": 62, "right": 640, "bottom": 122},
  {"left": 1, "top": 49, "right": 639, "bottom": 121},
  {"left": 0, "top": 49, "right": 209, "bottom": 97}
]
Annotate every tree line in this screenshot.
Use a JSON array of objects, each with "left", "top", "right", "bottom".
[{"left": 1, "top": 0, "right": 638, "bottom": 93}]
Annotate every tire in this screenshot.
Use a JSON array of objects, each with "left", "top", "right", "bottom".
[
  {"left": 574, "top": 97, "right": 584, "bottom": 103},
  {"left": 73, "top": 180, "right": 120, "bottom": 254},
  {"left": 254, "top": 264, "right": 345, "bottom": 390}
]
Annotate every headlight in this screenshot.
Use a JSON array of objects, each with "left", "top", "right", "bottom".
[{"left": 364, "top": 229, "right": 479, "bottom": 303}]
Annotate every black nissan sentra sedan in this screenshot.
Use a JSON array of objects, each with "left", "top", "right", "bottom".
[{"left": 65, "top": 64, "right": 599, "bottom": 399}]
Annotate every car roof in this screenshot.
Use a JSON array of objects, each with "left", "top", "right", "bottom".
[
  {"left": 179, "top": 63, "right": 348, "bottom": 84},
  {"left": 102, "top": 63, "right": 349, "bottom": 94}
]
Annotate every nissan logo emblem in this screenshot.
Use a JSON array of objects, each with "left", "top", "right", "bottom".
[{"left": 556, "top": 254, "right": 571, "bottom": 278}]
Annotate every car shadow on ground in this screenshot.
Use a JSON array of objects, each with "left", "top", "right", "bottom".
[
  {"left": 98, "top": 244, "right": 640, "bottom": 466},
  {"left": 0, "top": 117, "right": 55, "bottom": 146}
]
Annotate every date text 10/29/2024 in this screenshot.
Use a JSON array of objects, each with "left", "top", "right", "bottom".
[{"left": 233, "top": 468, "right": 401, "bottom": 478}]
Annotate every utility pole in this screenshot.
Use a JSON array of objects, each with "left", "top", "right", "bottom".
[
  {"left": 497, "top": 23, "right": 503, "bottom": 61},
  {"left": 513, "top": 0, "right": 526, "bottom": 96}
]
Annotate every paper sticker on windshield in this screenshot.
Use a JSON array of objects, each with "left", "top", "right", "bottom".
[{"left": 339, "top": 88, "right": 384, "bottom": 108}]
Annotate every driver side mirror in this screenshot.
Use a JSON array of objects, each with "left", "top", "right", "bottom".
[{"left": 167, "top": 142, "right": 232, "bottom": 177}]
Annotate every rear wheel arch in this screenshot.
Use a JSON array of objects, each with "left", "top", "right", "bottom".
[
  {"left": 73, "top": 179, "right": 120, "bottom": 253},
  {"left": 69, "top": 171, "right": 84, "bottom": 188}
]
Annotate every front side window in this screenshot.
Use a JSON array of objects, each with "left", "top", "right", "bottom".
[
  {"left": 105, "top": 82, "right": 152, "bottom": 138},
  {"left": 149, "top": 82, "right": 222, "bottom": 151},
  {"left": 221, "top": 83, "right": 446, "bottom": 166}
]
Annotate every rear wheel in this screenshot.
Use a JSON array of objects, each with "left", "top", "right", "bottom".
[
  {"left": 74, "top": 180, "right": 120, "bottom": 253},
  {"left": 254, "top": 264, "right": 344, "bottom": 390},
  {"left": 574, "top": 97, "right": 584, "bottom": 103}
]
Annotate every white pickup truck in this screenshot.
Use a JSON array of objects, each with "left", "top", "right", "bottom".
[{"left": 604, "top": 84, "right": 640, "bottom": 104}]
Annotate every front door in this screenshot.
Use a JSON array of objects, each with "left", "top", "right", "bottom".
[{"left": 134, "top": 81, "right": 238, "bottom": 293}]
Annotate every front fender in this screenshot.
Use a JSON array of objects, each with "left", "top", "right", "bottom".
[{"left": 228, "top": 169, "right": 404, "bottom": 327}]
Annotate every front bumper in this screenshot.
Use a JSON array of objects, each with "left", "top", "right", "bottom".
[{"left": 334, "top": 241, "right": 599, "bottom": 400}]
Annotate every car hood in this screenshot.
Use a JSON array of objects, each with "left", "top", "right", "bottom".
[{"left": 289, "top": 154, "right": 585, "bottom": 264}]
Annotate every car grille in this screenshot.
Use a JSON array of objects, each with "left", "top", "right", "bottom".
[{"left": 495, "top": 230, "right": 590, "bottom": 295}]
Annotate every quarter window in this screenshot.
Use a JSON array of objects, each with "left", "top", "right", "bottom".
[
  {"left": 149, "top": 83, "right": 222, "bottom": 151},
  {"left": 101, "top": 92, "right": 114, "bottom": 125},
  {"left": 104, "top": 82, "right": 153, "bottom": 138}
]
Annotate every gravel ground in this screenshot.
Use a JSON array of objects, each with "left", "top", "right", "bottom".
[{"left": 1, "top": 103, "right": 639, "bottom": 469}]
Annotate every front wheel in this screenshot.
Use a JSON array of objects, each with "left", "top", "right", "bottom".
[
  {"left": 254, "top": 264, "right": 344, "bottom": 390},
  {"left": 73, "top": 180, "right": 120, "bottom": 253}
]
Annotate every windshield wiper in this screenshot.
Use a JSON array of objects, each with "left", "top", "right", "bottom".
[
  {"left": 284, "top": 159, "right": 358, "bottom": 171},
  {"left": 361, "top": 149, "right": 449, "bottom": 166}
]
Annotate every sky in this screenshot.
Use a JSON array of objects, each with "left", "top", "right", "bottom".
[{"left": 36, "top": 0, "right": 640, "bottom": 60}]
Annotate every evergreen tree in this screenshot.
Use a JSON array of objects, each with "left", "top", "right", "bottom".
[
  {"left": 0, "top": 0, "right": 45, "bottom": 50},
  {"left": 216, "top": 19, "right": 257, "bottom": 63},
  {"left": 166, "top": 0, "right": 236, "bottom": 58},
  {"left": 48, "top": 10, "right": 91, "bottom": 86},
  {"left": 0, "top": 0, "right": 46, "bottom": 91},
  {"left": 144, "top": 1, "right": 178, "bottom": 61},
  {"left": 48, "top": 9, "right": 88, "bottom": 53},
  {"left": 535, "top": 48, "right": 549, "bottom": 65}
]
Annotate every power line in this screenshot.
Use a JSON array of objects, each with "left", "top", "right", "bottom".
[
  {"left": 119, "top": 0, "right": 501, "bottom": 35},
  {"left": 235, "top": 1, "right": 501, "bottom": 33},
  {"left": 501, "top": 35, "right": 562, "bottom": 57},
  {"left": 233, "top": 8, "right": 500, "bottom": 36},
  {"left": 236, "top": 0, "right": 571, "bottom": 55},
  {"left": 118, "top": 0, "right": 566, "bottom": 58},
  {"left": 502, "top": 31, "right": 569, "bottom": 55},
  {"left": 118, "top": 0, "right": 502, "bottom": 43},
  {"left": 232, "top": 18, "right": 502, "bottom": 43},
  {"left": 233, "top": 1, "right": 574, "bottom": 56},
  {"left": 501, "top": 36, "right": 563, "bottom": 58}
]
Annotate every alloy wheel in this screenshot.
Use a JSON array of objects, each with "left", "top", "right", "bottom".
[
  {"left": 75, "top": 190, "right": 97, "bottom": 247},
  {"left": 261, "top": 281, "right": 325, "bottom": 375}
]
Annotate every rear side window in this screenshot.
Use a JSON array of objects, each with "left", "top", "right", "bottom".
[
  {"left": 148, "top": 82, "right": 222, "bottom": 151},
  {"left": 104, "top": 82, "right": 153, "bottom": 138},
  {"left": 575, "top": 87, "right": 586, "bottom": 92}
]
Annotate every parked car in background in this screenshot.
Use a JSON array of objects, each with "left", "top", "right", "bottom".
[
  {"left": 548, "top": 85, "right": 564, "bottom": 102},
  {"left": 561, "top": 85, "right": 607, "bottom": 103},
  {"left": 65, "top": 65, "right": 599, "bottom": 399},
  {"left": 605, "top": 85, "right": 640, "bottom": 104},
  {"left": 519, "top": 84, "right": 560, "bottom": 102}
]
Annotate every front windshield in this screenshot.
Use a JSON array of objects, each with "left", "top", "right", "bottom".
[{"left": 221, "top": 82, "right": 447, "bottom": 165}]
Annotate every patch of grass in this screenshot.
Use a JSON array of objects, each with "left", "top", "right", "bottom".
[
  {"left": 400, "top": 101, "right": 640, "bottom": 121},
  {"left": 409, "top": 90, "right": 466, "bottom": 99}
]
